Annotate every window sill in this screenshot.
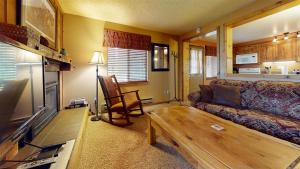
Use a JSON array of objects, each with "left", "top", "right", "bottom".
[{"left": 119, "top": 81, "right": 149, "bottom": 86}]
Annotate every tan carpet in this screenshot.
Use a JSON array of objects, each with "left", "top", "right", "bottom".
[{"left": 78, "top": 103, "right": 194, "bottom": 169}]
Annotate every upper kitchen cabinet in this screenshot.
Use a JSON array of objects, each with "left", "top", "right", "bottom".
[
  {"left": 275, "top": 38, "right": 297, "bottom": 61},
  {"left": 235, "top": 45, "right": 258, "bottom": 55},
  {"left": 258, "top": 43, "right": 276, "bottom": 62}
]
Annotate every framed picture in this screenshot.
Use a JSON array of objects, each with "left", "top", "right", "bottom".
[
  {"left": 151, "top": 43, "right": 169, "bottom": 71},
  {"left": 17, "top": 0, "right": 57, "bottom": 49}
]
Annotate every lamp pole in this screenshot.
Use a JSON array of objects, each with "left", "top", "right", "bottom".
[{"left": 91, "top": 64, "right": 100, "bottom": 121}]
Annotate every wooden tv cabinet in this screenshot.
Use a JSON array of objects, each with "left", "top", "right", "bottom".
[
  {"left": 147, "top": 105, "right": 300, "bottom": 169},
  {"left": 0, "top": 107, "right": 89, "bottom": 169}
]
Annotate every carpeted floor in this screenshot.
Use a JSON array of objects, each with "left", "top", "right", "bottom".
[{"left": 78, "top": 103, "right": 194, "bottom": 169}]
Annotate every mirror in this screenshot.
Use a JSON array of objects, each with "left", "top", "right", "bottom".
[{"left": 151, "top": 43, "right": 169, "bottom": 71}]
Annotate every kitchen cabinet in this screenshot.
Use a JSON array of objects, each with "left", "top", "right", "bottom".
[
  {"left": 259, "top": 43, "right": 276, "bottom": 62},
  {"left": 235, "top": 38, "right": 299, "bottom": 63},
  {"left": 235, "top": 45, "right": 258, "bottom": 55},
  {"left": 275, "top": 39, "right": 297, "bottom": 61}
]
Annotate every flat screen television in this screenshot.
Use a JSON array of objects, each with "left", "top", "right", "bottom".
[{"left": 0, "top": 41, "right": 45, "bottom": 157}]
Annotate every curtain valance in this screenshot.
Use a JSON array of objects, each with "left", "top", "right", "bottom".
[{"left": 103, "top": 29, "right": 151, "bottom": 50}]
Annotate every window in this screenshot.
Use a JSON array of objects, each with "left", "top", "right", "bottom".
[
  {"left": 206, "top": 56, "right": 218, "bottom": 78},
  {"left": 189, "top": 48, "right": 203, "bottom": 74},
  {"left": 107, "top": 47, "right": 148, "bottom": 83},
  {"left": 0, "top": 42, "right": 16, "bottom": 91}
]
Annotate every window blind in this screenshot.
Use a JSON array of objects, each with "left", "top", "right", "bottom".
[
  {"left": 107, "top": 47, "right": 147, "bottom": 83},
  {"left": 0, "top": 42, "right": 17, "bottom": 90}
]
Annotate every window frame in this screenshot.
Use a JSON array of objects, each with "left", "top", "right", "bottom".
[{"left": 107, "top": 47, "right": 149, "bottom": 85}]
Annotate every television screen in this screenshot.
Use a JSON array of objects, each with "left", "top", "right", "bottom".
[{"left": 0, "top": 41, "right": 44, "bottom": 144}]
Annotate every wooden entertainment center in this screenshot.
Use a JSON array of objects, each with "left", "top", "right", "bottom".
[{"left": 0, "top": 107, "right": 89, "bottom": 169}]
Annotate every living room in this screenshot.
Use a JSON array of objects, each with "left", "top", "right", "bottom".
[{"left": 0, "top": 0, "right": 300, "bottom": 169}]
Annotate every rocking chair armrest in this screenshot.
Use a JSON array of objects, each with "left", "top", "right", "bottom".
[{"left": 121, "top": 90, "right": 139, "bottom": 95}]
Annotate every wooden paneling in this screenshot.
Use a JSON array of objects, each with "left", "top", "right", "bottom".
[
  {"left": 6, "top": 0, "right": 16, "bottom": 24},
  {"left": 0, "top": 0, "right": 16, "bottom": 24},
  {"left": 182, "top": 41, "right": 190, "bottom": 102},
  {"left": 0, "top": 1, "right": 5, "bottom": 23}
]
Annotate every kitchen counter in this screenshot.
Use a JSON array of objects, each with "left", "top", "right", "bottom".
[{"left": 224, "top": 73, "right": 300, "bottom": 82}]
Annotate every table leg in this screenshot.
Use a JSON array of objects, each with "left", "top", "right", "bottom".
[{"left": 148, "top": 119, "right": 156, "bottom": 145}]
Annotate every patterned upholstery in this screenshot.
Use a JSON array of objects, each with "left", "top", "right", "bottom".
[
  {"left": 243, "top": 81, "right": 300, "bottom": 120},
  {"left": 195, "top": 102, "right": 300, "bottom": 145},
  {"left": 189, "top": 79, "right": 300, "bottom": 145}
]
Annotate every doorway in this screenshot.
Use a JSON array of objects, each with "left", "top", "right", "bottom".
[{"left": 189, "top": 46, "right": 204, "bottom": 93}]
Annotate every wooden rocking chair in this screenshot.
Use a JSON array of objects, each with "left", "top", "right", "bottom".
[{"left": 98, "top": 75, "right": 144, "bottom": 126}]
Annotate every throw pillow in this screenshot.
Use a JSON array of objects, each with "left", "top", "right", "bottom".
[
  {"left": 212, "top": 84, "right": 241, "bottom": 108},
  {"left": 199, "top": 85, "right": 213, "bottom": 103}
]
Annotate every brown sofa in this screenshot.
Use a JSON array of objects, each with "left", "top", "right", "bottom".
[{"left": 188, "top": 79, "right": 300, "bottom": 145}]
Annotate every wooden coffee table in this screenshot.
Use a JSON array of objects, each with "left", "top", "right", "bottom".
[{"left": 147, "top": 105, "right": 300, "bottom": 169}]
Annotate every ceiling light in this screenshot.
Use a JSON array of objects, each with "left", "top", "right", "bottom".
[
  {"left": 297, "top": 32, "right": 300, "bottom": 38},
  {"left": 284, "top": 33, "right": 289, "bottom": 40},
  {"left": 273, "top": 36, "right": 277, "bottom": 43}
]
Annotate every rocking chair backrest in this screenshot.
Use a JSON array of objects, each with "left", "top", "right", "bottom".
[{"left": 98, "top": 75, "right": 122, "bottom": 107}]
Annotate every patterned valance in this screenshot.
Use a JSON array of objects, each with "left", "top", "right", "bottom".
[
  {"left": 205, "top": 46, "right": 217, "bottom": 56},
  {"left": 103, "top": 29, "right": 151, "bottom": 50}
]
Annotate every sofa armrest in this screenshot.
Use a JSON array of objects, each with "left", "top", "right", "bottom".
[{"left": 188, "top": 91, "right": 201, "bottom": 104}]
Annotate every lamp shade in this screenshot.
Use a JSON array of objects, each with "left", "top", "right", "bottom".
[{"left": 89, "top": 51, "right": 104, "bottom": 65}]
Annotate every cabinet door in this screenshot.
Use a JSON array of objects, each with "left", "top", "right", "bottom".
[
  {"left": 258, "top": 44, "right": 267, "bottom": 63},
  {"left": 276, "top": 39, "right": 296, "bottom": 61},
  {"left": 260, "top": 43, "right": 275, "bottom": 62},
  {"left": 236, "top": 45, "right": 258, "bottom": 55}
]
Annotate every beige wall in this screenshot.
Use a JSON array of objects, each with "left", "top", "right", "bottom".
[
  {"left": 62, "top": 14, "right": 178, "bottom": 110},
  {"left": 62, "top": 14, "right": 105, "bottom": 110}
]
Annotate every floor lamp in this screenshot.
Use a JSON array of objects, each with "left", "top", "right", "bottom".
[{"left": 89, "top": 51, "right": 104, "bottom": 121}]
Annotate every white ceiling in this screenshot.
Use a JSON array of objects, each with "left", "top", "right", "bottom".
[
  {"left": 59, "top": 0, "right": 256, "bottom": 35},
  {"left": 233, "top": 5, "right": 300, "bottom": 43}
]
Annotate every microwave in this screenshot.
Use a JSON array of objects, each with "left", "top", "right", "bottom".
[{"left": 236, "top": 53, "right": 258, "bottom": 64}]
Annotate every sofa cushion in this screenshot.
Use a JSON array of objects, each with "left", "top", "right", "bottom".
[
  {"left": 212, "top": 84, "right": 241, "bottom": 108},
  {"left": 195, "top": 102, "right": 300, "bottom": 145},
  {"left": 188, "top": 91, "right": 201, "bottom": 106},
  {"left": 199, "top": 85, "right": 213, "bottom": 103},
  {"left": 210, "top": 79, "right": 254, "bottom": 108},
  {"left": 243, "top": 81, "right": 300, "bottom": 121}
]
